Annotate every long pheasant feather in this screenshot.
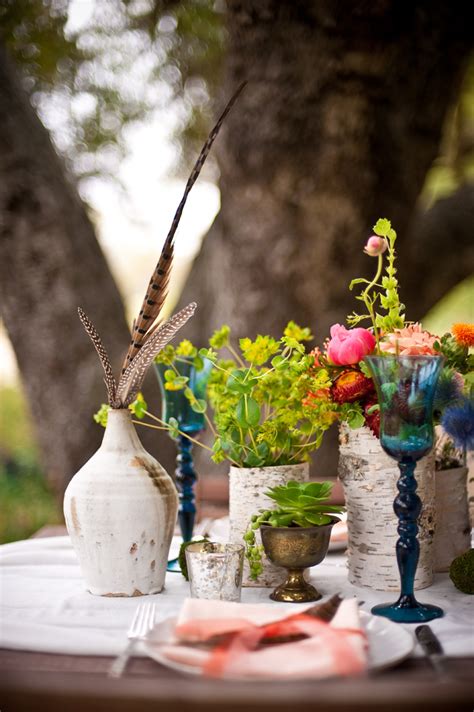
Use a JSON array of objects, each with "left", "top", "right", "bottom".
[
  {"left": 78, "top": 307, "right": 118, "bottom": 406},
  {"left": 120, "top": 82, "right": 246, "bottom": 375},
  {"left": 117, "top": 302, "right": 197, "bottom": 406}
]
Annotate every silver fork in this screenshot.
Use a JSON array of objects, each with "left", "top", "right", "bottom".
[{"left": 108, "top": 602, "right": 156, "bottom": 678}]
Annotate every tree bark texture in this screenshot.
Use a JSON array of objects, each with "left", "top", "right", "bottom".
[
  {"left": 229, "top": 463, "right": 309, "bottom": 586},
  {"left": 468, "top": 450, "right": 474, "bottom": 528},
  {"left": 433, "top": 467, "right": 471, "bottom": 573},
  {"left": 180, "top": 0, "right": 473, "bottom": 344},
  {"left": 338, "top": 425, "right": 435, "bottom": 592},
  {"left": 0, "top": 45, "right": 131, "bottom": 492}
]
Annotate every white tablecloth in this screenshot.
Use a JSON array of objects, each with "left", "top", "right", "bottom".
[{"left": 0, "top": 535, "right": 472, "bottom": 657}]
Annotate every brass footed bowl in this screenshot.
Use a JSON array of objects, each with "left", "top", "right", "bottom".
[{"left": 260, "top": 519, "right": 338, "bottom": 603}]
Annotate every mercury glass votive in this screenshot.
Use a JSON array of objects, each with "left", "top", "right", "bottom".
[{"left": 185, "top": 542, "right": 244, "bottom": 602}]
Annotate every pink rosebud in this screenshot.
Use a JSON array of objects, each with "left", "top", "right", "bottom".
[
  {"left": 364, "top": 235, "right": 387, "bottom": 257},
  {"left": 327, "top": 324, "right": 376, "bottom": 366}
]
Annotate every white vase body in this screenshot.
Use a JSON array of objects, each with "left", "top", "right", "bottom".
[
  {"left": 229, "top": 463, "right": 309, "bottom": 587},
  {"left": 338, "top": 424, "right": 435, "bottom": 591},
  {"left": 433, "top": 466, "right": 470, "bottom": 572},
  {"left": 64, "top": 409, "right": 178, "bottom": 596}
]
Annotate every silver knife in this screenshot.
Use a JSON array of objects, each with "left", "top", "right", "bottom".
[{"left": 415, "top": 625, "right": 448, "bottom": 679}]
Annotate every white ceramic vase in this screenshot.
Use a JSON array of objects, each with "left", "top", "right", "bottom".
[
  {"left": 338, "top": 424, "right": 435, "bottom": 591},
  {"left": 228, "top": 462, "right": 309, "bottom": 587},
  {"left": 64, "top": 409, "right": 178, "bottom": 596},
  {"left": 433, "top": 466, "right": 470, "bottom": 572}
]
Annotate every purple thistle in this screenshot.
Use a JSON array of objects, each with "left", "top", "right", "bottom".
[
  {"left": 433, "top": 369, "right": 464, "bottom": 414},
  {"left": 440, "top": 396, "right": 474, "bottom": 453}
]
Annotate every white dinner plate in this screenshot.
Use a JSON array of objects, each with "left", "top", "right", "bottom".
[{"left": 142, "top": 610, "right": 414, "bottom": 679}]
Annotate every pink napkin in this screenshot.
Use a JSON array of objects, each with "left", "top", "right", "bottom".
[{"left": 154, "top": 598, "right": 368, "bottom": 679}]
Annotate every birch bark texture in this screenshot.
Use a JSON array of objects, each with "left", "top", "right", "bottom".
[
  {"left": 338, "top": 425, "right": 435, "bottom": 591},
  {"left": 64, "top": 409, "right": 178, "bottom": 596},
  {"left": 229, "top": 463, "right": 309, "bottom": 587},
  {"left": 468, "top": 450, "right": 474, "bottom": 528},
  {"left": 433, "top": 467, "right": 471, "bottom": 573}
]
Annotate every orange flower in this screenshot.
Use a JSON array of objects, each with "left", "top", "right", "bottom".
[
  {"left": 310, "top": 347, "right": 323, "bottom": 367},
  {"left": 302, "top": 388, "right": 330, "bottom": 407},
  {"left": 452, "top": 323, "right": 474, "bottom": 348},
  {"left": 331, "top": 369, "right": 374, "bottom": 404}
]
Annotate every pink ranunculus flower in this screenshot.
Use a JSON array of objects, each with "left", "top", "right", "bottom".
[
  {"left": 327, "top": 324, "right": 376, "bottom": 366},
  {"left": 364, "top": 235, "right": 387, "bottom": 257},
  {"left": 379, "top": 323, "right": 437, "bottom": 356}
]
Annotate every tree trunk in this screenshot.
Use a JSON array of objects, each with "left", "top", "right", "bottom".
[
  {"left": 178, "top": 0, "right": 472, "bottom": 481},
  {"left": 0, "top": 45, "right": 131, "bottom": 492},
  {"left": 433, "top": 467, "right": 470, "bottom": 573},
  {"left": 180, "top": 0, "right": 472, "bottom": 343}
]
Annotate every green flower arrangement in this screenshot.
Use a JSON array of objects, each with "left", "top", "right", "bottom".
[
  {"left": 152, "top": 321, "right": 338, "bottom": 468},
  {"left": 94, "top": 322, "right": 336, "bottom": 467}
]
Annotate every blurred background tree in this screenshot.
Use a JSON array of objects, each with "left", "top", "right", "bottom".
[{"left": 0, "top": 0, "right": 472, "bottom": 540}]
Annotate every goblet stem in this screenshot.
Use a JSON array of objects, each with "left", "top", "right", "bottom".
[
  {"left": 270, "top": 569, "right": 321, "bottom": 603},
  {"left": 364, "top": 354, "right": 445, "bottom": 623},
  {"left": 176, "top": 432, "right": 199, "bottom": 543},
  {"left": 167, "top": 432, "right": 200, "bottom": 572},
  {"left": 371, "top": 458, "right": 444, "bottom": 622},
  {"left": 395, "top": 459, "right": 419, "bottom": 600}
]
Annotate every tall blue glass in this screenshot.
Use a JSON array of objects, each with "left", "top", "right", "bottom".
[
  {"left": 155, "top": 358, "right": 212, "bottom": 571},
  {"left": 364, "top": 355, "right": 444, "bottom": 623}
]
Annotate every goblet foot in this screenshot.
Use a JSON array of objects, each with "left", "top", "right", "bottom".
[
  {"left": 166, "top": 557, "right": 181, "bottom": 573},
  {"left": 270, "top": 569, "right": 322, "bottom": 603},
  {"left": 372, "top": 594, "right": 444, "bottom": 623}
]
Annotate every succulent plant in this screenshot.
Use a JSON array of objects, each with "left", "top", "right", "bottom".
[{"left": 243, "top": 480, "right": 344, "bottom": 580}]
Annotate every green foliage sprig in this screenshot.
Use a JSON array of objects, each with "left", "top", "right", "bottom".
[
  {"left": 243, "top": 480, "right": 344, "bottom": 580},
  {"left": 198, "top": 322, "right": 336, "bottom": 467},
  {"left": 434, "top": 333, "right": 474, "bottom": 377},
  {"left": 348, "top": 218, "right": 405, "bottom": 343},
  {"left": 93, "top": 393, "right": 148, "bottom": 427},
  {"left": 95, "top": 324, "right": 335, "bottom": 467}
]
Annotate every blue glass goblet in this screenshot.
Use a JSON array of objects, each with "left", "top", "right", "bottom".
[
  {"left": 155, "top": 358, "right": 211, "bottom": 572},
  {"left": 364, "top": 355, "right": 444, "bottom": 623}
]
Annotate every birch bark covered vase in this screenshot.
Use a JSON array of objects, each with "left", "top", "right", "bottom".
[
  {"left": 338, "top": 424, "right": 435, "bottom": 591},
  {"left": 229, "top": 463, "right": 309, "bottom": 587},
  {"left": 433, "top": 467, "right": 470, "bottom": 572},
  {"left": 64, "top": 409, "right": 178, "bottom": 596}
]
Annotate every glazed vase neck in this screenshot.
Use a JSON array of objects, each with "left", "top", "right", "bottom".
[{"left": 101, "top": 408, "right": 145, "bottom": 452}]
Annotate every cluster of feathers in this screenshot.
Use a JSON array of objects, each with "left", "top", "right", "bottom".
[{"left": 78, "top": 84, "right": 245, "bottom": 408}]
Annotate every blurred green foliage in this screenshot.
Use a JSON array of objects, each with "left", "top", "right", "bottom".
[
  {"left": 0, "top": 387, "right": 61, "bottom": 543},
  {"left": 421, "top": 60, "right": 474, "bottom": 206},
  {"left": 0, "top": 465, "right": 62, "bottom": 544},
  {"left": 0, "top": 385, "right": 39, "bottom": 459},
  {"left": 1, "top": 1, "right": 472, "bottom": 199},
  {"left": 424, "top": 275, "right": 474, "bottom": 336},
  {"left": 0, "top": 0, "right": 225, "bottom": 181}
]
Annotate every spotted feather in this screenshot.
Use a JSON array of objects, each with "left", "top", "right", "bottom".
[
  {"left": 117, "top": 302, "right": 197, "bottom": 406},
  {"left": 120, "top": 82, "right": 246, "bottom": 374},
  {"left": 77, "top": 307, "right": 118, "bottom": 406}
]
